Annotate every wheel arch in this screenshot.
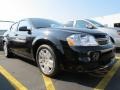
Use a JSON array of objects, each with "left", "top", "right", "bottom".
[{"left": 32, "top": 38, "right": 64, "bottom": 61}]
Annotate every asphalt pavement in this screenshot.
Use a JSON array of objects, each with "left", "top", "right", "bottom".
[
  {"left": 0, "top": 74, "right": 15, "bottom": 90},
  {"left": 0, "top": 51, "right": 120, "bottom": 90}
]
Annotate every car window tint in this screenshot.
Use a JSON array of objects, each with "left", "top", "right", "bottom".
[
  {"left": 18, "top": 20, "right": 31, "bottom": 30},
  {"left": 30, "top": 18, "right": 63, "bottom": 29},
  {"left": 75, "top": 20, "right": 89, "bottom": 28}
]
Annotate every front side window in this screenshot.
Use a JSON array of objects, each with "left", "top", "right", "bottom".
[
  {"left": 18, "top": 20, "right": 31, "bottom": 30},
  {"left": 75, "top": 20, "right": 89, "bottom": 28}
]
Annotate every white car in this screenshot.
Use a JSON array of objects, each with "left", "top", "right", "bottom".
[{"left": 65, "top": 19, "right": 120, "bottom": 48}]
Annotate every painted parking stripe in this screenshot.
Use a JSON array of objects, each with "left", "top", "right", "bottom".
[
  {"left": 42, "top": 75, "right": 55, "bottom": 90},
  {"left": 94, "top": 57, "right": 120, "bottom": 90},
  {"left": 0, "top": 65, "right": 28, "bottom": 90}
]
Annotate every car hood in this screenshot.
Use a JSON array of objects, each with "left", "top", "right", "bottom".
[
  {"left": 96, "top": 27, "right": 120, "bottom": 38},
  {"left": 53, "top": 27, "right": 107, "bottom": 35}
]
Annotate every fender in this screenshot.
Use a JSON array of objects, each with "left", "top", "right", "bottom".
[{"left": 32, "top": 35, "right": 64, "bottom": 55}]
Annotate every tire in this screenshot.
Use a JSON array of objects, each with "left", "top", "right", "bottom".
[
  {"left": 36, "top": 44, "right": 59, "bottom": 77},
  {"left": 3, "top": 42, "right": 13, "bottom": 58}
]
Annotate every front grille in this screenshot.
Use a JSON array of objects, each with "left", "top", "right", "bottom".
[
  {"left": 96, "top": 38, "right": 108, "bottom": 45},
  {"left": 94, "top": 34, "right": 109, "bottom": 45}
]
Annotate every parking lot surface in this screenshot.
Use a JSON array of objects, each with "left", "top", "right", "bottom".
[
  {"left": 0, "top": 51, "right": 120, "bottom": 90},
  {"left": 0, "top": 74, "right": 15, "bottom": 90}
]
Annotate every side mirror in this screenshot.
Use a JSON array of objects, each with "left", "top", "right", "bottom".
[
  {"left": 19, "top": 26, "right": 31, "bottom": 34},
  {"left": 86, "top": 24, "right": 94, "bottom": 29},
  {"left": 19, "top": 26, "right": 28, "bottom": 31}
]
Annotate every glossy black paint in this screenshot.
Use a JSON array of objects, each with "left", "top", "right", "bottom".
[{"left": 3, "top": 18, "right": 115, "bottom": 71}]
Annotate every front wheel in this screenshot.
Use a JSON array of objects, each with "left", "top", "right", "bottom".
[{"left": 36, "top": 45, "right": 59, "bottom": 77}]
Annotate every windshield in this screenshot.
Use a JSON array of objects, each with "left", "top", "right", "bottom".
[
  {"left": 0, "top": 30, "right": 7, "bottom": 35},
  {"left": 30, "top": 18, "right": 63, "bottom": 29},
  {"left": 87, "top": 19, "right": 104, "bottom": 27}
]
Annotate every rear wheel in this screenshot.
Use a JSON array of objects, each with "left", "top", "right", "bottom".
[
  {"left": 3, "top": 42, "right": 13, "bottom": 58},
  {"left": 36, "top": 45, "right": 59, "bottom": 77}
]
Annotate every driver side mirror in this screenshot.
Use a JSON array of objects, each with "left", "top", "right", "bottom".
[
  {"left": 19, "top": 26, "right": 28, "bottom": 31},
  {"left": 19, "top": 26, "right": 31, "bottom": 34}
]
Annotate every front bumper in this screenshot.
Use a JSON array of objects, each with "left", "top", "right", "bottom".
[
  {"left": 92, "top": 58, "right": 115, "bottom": 72},
  {"left": 62, "top": 44, "right": 115, "bottom": 72}
]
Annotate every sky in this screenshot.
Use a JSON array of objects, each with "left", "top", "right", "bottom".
[{"left": 0, "top": 0, "right": 120, "bottom": 23}]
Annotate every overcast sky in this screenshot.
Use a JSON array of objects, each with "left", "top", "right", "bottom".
[{"left": 0, "top": 0, "right": 120, "bottom": 23}]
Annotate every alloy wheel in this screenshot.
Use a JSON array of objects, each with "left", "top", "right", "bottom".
[{"left": 38, "top": 49, "right": 54, "bottom": 75}]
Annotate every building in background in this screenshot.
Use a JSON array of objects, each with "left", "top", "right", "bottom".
[{"left": 92, "top": 13, "right": 120, "bottom": 28}]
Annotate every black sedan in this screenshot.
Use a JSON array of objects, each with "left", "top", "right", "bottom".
[{"left": 3, "top": 18, "right": 115, "bottom": 77}]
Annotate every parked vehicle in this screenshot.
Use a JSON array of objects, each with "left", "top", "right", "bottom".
[
  {"left": 3, "top": 18, "right": 115, "bottom": 77},
  {"left": 0, "top": 21, "right": 14, "bottom": 49},
  {"left": 0, "top": 30, "right": 7, "bottom": 48},
  {"left": 65, "top": 19, "right": 120, "bottom": 48}
]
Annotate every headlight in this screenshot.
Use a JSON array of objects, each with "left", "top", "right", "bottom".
[{"left": 66, "top": 33, "right": 98, "bottom": 46}]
